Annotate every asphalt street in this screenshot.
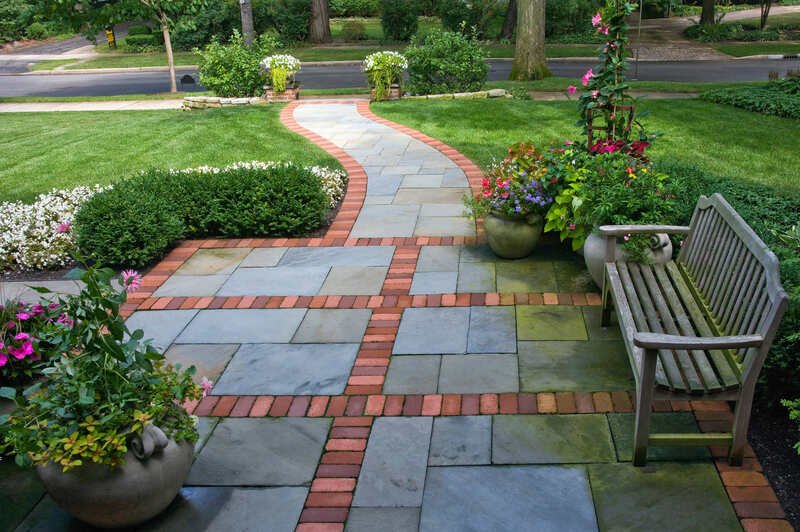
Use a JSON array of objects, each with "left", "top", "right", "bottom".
[{"left": 1, "top": 58, "right": 799, "bottom": 97}]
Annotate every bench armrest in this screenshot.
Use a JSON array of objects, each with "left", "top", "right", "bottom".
[
  {"left": 598, "top": 225, "right": 691, "bottom": 236},
  {"left": 633, "top": 332, "right": 764, "bottom": 350}
]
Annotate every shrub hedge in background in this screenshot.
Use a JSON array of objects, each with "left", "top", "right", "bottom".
[
  {"left": 405, "top": 29, "right": 488, "bottom": 95},
  {"left": 330, "top": 0, "right": 380, "bottom": 17},
  {"left": 75, "top": 163, "right": 328, "bottom": 268},
  {"left": 702, "top": 77, "right": 800, "bottom": 120},
  {"left": 197, "top": 31, "right": 281, "bottom": 97},
  {"left": 380, "top": 0, "right": 419, "bottom": 41}
]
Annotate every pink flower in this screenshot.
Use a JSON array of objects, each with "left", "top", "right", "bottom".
[
  {"left": 569, "top": 224, "right": 576, "bottom": 231},
  {"left": 56, "top": 221, "right": 71, "bottom": 234},
  {"left": 624, "top": 234, "right": 631, "bottom": 242},
  {"left": 16, "top": 311, "right": 30, "bottom": 321},
  {"left": 201, "top": 377, "right": 213, "bottom": 398},
  {"left": 121, "top": 270, "right": 142, "bottom": 293},
  {"left": 0, "top": 351, "right": 6, "bottom": 367},
  {"left": 10, "top": 341, "right": 33, "bottom": 360},
  {"left": 32, "top": 304, "right": 45, "bottom": 315},
  {"left": 482, "top": 189, "right": 492, "bottom": 198},
  {"left": 567, "top": 85, "right": 577, "bottom": 95},
  {"left": 565, "top": 139, "right": 573, "bottom": 146},
  {"left": 57, "top": 314, "right": 74, "bottom": 327},
  {"left": 592, "top": 12, "right": 602, "bottom": 27},
  {"left": 14, "top": 332, "right": 30, "bottom": 341},
  {"left": 581, "top": 69, "right": 594, "bottom": 87},
  {"left": 599, "top": 24, "right": 609, "bottom": 35},
  {"left": 592, "top": 90, "right": 599, "bottom": 98}
]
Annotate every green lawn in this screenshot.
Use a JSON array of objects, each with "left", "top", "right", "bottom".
[
  {"left": 736, "top": 12, "right": 800, "bottom": 28},
  {"left": 485, "top": 78, "right": 770, "bottom": 93},
  {"left": 0, "top": 106, "right": 338, "bottom": 203},
  {"left": 371, "top": 98, "right": 800, "bottom": 192},
  {"left": 715, "top": 42, "right": 800, "bottom": 56}
]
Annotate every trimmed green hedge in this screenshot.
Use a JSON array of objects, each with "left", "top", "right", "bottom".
[
  {"left": 702, "top": 77, "right": 800, "bottom": 119},
  {"left": 75, "top": 163, "right": 328, "bottom": 268}
]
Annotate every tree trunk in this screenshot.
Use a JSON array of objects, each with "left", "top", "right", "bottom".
[
  {"left": 700, "top": 0, "right": 715, "bottom": 25},
  {"left": 160, "top": 15, "right": 177, "bottom": 93},
  {"left": 760, "top": 0, "right": 772, "bottom": 30},
  {"left": 510, "top": 0, "right": 549, "bottom": 80},
  {"left": 500, "top": 0, "right": 517, "bottom": 40},
  {"left": 240, "top": 0, "right": 255, "bottom": 45},
  {"left": 309, "top": 0, "right": 332, "bottom": 44}
]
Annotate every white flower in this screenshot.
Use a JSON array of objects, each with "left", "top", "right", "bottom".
[
  {"left": 363, "top": 51, "right": 408, "bottom": 73},
  {"left": 260, "top": 54, "right": 301, "bottom": 74}
]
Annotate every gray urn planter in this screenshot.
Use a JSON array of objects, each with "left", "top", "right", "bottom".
[
  {"left": 36, "top": 425, "right": 193, "bottom": 529},
  {"left": 583, "top": 231, "right": 673, "bottom": 287},
  {"left": 483, "top": 213, "right": 544, "bottom": 259}
]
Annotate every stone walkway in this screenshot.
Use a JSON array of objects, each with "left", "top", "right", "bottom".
[{"left": 4, "top": 101, "right": 790, "bottom": 532}]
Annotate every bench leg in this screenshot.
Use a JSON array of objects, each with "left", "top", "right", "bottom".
[
  {"left": 729, "top": 386, "right": 755, "bottom": 466},
  {"left": 633, "top": 349, "right": 657, "bottom": 466},
  {"left": 601, "top": 272, "right": 613, "bottom": 327}
]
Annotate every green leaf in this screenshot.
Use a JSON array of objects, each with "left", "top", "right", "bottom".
[
  {"left": 0, "top": 387, "right": 16, "bottom": 400},
  {"left": 65, "top": 267, "right": 85, "bottom": 280}
]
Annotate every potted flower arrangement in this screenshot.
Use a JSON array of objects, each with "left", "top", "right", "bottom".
[
  {"left": 261, "top": 54, "right": 301, "bottom": 101},
  {"left": 363, "top": 51, "right": 408, "bottom": 101},
  {"left": 0, "top": 264, "right": 203, "bottom": 528},
  {"left": 544, "top": 148, "right": 684, "bottom": 286},
  {"left": 465, "top": 143, "right": 553, "bottom": 259},
  {"left": 0, "top": 299, "right": 65, "bottom": 385}
]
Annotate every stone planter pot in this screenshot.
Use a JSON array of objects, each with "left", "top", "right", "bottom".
[
  {"left": 483, "top": 213, "right": 544, "bottom": 259},
  {"left": 36, "top": 424, "right": 193, "bottom": 529},
  {"left": 583, "top": 232, "right": 673, "bottom": 288},
  {"left": 264, "top": 83, "right": 300, "bottom": 103}
]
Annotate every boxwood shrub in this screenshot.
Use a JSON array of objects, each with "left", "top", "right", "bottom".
[
  {"left": 75, "top": 163, "right": 328, "bottom": 268},
  {"left": 405, "top": 29, "right": 488, "bottom": 95}
]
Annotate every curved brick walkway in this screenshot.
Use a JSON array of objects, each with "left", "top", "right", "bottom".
[{"left": 9, "top": 101, "right": 790, "bottom": 532}]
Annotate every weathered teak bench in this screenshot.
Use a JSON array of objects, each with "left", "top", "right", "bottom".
[{"left": 600, "top": 194, "right": 789, "bottom": 466}]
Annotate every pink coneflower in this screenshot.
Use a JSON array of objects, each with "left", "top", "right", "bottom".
[
  {"left": 121, "top": 270, "right": 142, "bottom": 293},
  {"left": 56, "top": 221, "right": 71, "bottom": 234},
  {"left": 201, "top": 377, "right": 214, "bottom": 397}
]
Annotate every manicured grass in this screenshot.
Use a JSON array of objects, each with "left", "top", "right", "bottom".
[
  {"left": 69, "top": 52, "right": 200, "bottom": 69},
  {"left": 716, "top": 42, "right": 800, "bottom": 56},
  {"left": 371, "top": 98, "right": 800, "bottom": 192},
  {"left": 29, "top": 59, "right": 79, "bottom": 71},
  {"left": 485, "top": 78, "right": 770, "bottom": 93},
  {"left": 737, "top": 13, "right": 800, "bottom": 28},
  {"left": 0, "top": 106, "right": 338, "bottom": 203}
]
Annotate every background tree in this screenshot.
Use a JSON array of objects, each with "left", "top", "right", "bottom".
[
  {"left": 700, "top": 0, "right": 715, "bottom": 25},
  {"left": 47, "top": 0, "right": 206, "bottom": 92},
  {"left": 309, "top": 0, "right": 331, "bottom": 43},
  {"left": 239, "top": 0, "right": 255, "bottom": 45},
  {"left": 510, "top": 0, "right": 549, "bottom": 80},
  {"left": 500, "top": 0, "right": 517, "bottom": 39},
  {"left": 760, "top": 0, "right": 772, "bottom": 30}
]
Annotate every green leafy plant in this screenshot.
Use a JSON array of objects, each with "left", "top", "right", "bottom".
[
  {"left": 0, "top": 299, "right": 65, "bottom": 385},
  {"left": 0, "top": 265, "right": 202, "bottom": 471},
  {"left": 380, "top": 0, "right": 418, "bottom": 41},
  {"left": 261, "top": 54, "right": 301, "bottom": 93},
  {"left": 330, "top": 0, "right": 380, "bottom": 17},
  {"left": 197, "top": 30, "right": 282, "bottom": 97},
  {"left": 363, "top": 51, "right": 408, "bottom": 100},
  {"left": 702, "top": 76, "right": 800, "bottom": 120},
  {"left": 341, "top": 19, "right": 368, "bottom": 40},
  {"left": 404, "top": 28, "right": 488, "bottom": 95},
  {"left": 437, "top": 0, "right": 502, "bottom": 39},
  {"left": 782, "top": 398, "right": 800, "bottom": 454}
]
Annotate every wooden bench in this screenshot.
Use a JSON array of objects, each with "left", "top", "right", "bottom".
[{"left": 600, "top": 194, "right": 789, "bottom": 466}]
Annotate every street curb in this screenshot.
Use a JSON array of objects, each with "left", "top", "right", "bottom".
[{"left": 732, "top": 53, "right": 800, "bottom": 60}]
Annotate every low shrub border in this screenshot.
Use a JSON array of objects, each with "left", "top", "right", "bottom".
[
  {"left": 74, "top": 161, "right": 347, "bottom": 268},
  {"left": 702, "top": 77, "right": 800, "bottom": 119}
]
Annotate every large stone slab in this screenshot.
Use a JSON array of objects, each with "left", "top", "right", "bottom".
[
  {"left": 353, "top": 417, "right": 433, "bottom": 507},
  {"left": 346, "top": 508, "right": 421, "bottom": 532},
  {"left": 0, "top": 461, "right": 45, "bottom": 532},
  {"left": 292, "top": 309, "right": 371, "bottom": 343},
  {"left": 492, "top": 414, "right": 616, "bottom": 464},
  {"left": 188, "top": 418, "right": 330, "bottom": 486},
  {"left": 177, "top": 309, "right": 306, "bottom": 344},
  {"left": 213, "top": 343, "right": 358, "bottom": 395},
  {"left": 319, "top": 266, "right": 388, "bottom": 295},
  {"left": 165, "top": 344, "right": 239, "bottom": 385},
  {"left": 438, "top": 355, "right": 519, "bottom": 393},
  {"left": 589, "top": 462, "right": 740, "bottom": 531},
  {"left": 16, "top": 487, "right": 308, "bottom": 532},
  {"left": 496, "top": 261, "right": 557, "bottom": 293},
  {"left": 351, "top": 205, "right": 420, "bottom": 238},
  {"left": 467, "top": 306, "right": 516, "bottom": 353},
  {"left": 240, "top": 247, "right": 288, "bottom": 268},
  {"left": 518, "top": 340, "right": 633, "bottom": 391},
  {"left": 608, "top": 413, "right": 711, "bottom": 462},
  {"left": 384, "top": 355, "right": 441, "bottom": 394},
  {"left": 429, "top": 416, "right": 491, "bottom": 466},
  {"left": 218, "top": 266, "right": 330, "bottom": 296},
  {"left": 126, "top": 310, "right": 198, "bottom": 351},
  {"left": 414, "top": 217, "right": 475, "bottom": 237},
  {"left": 553, "top": 259, "right": 596, "bottom": 292},
  {"left": 419, "top": 466, "right": 598, "bottom": 532},
  {"left": 279, "top": 246, "right": 394, "bottom": 267},
  {"left": 457, "top": 262, "right": 496, "bottom": 293},
  {"left": 516, "top": 305, "right": 588, "bottom": 341},
  {"left": 409, "top": 271, "right": 458, "bottom": 295},
  {"left": 393, "top": 188, "right": 469, "bottom": 205},
  {"left": 417, "top": 246, "right": 460, "bottom": 272},
  {"left": 393, "top": 307, "right": 469, "bottom": 355},
  {"left": 583, "top": 307, "right": 624, "bottom": 341},
  {"left": 154, "top": 275, "right": 228, "bottom": 297},
  {"left": 176, "top": 248, "right": 250, "bottom": 275}
]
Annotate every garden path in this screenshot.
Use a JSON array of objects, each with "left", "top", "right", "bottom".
[{"left": 5, "top": 100, "right": 788, "bottom": 532}]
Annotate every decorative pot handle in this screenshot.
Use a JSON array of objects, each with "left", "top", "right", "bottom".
[
  {"left": 130, "top": 424, "right": 169, "bottom": 461},
  {"left": 649, "top": 233, "right": 670, "bottom": 250}
]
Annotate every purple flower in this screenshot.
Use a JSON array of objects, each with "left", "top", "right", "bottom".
[
  {"left": 121, "top": 270, "right": 142, "bottom": 293},
  {"left": 14, "top": 332, "right": 30, "bottom": 342}
]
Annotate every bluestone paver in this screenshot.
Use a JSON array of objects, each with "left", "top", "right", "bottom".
[
  {"left": 459, "top": 244, "right": 497, "bottom": 263},
  {"left": 393, "top": 188, "right": 469, "bottom": 205},
  {"left": 319, "top": 266, "right": 388, "bottom": 295},
  {"left": 384, "top": 355, "right": 441, "bottom": 394},
  {"left": 346, "top": 508, "right": 421, "bottom": 532},
  {"left": 583, "top": 307, "right": 624, "bottom": 341},
  {"left": 213, "top": 343, "right": 359, "bottom": 395},
  {"left": 438, "top": 355, "right": 519, "bottom": 393},
  {"left": 153, "top": 275, "right": 228, "bottom": 297},
  {"left": 126, "top": 310, "right": 198, "bottom": 351},
  {"left": 419, "top": 466, "right": 598, "bottom": 532},
  {"left": 492, "top": 414, "right": 616, "bottom": 464},
  {"left": 177, "top": 309, "right": 306, "bottom": 344},
  {"left": 292, "top": 309, "right": 371, "bottom": 343},
  {"left": 350, "top": 205, "right": 420, "bottom": 238},
  {"left": 279, "top": 246, "right": 394, "bottom": 267},
  {"left": 417, "top": 246, "right": 460, "bottom": 272},
  {"left": 608, "top": 413, "right": 711, "bottom": 462},
  {"left": 414, "top": 217, "right": 475, "bottom": 237},
  {"left": 354, "top": 417, "right": 433, "bottom": 508},
  {"left": 516, "top": 305, "right": 588, "bottom": 341},
  {"left": 218, "top": 266, "right": 330, "bottom": 296},
  {"left": 553, "top": 259, "right": 596, "bottom": 292},
  {"left": 420, "top": 203, "right": 466, "bottom": 217},
  {"left": 165, "top": 343, "right": 239, "bottom": 385},
  {"left": 401, "top": 174, "right": 443, "bottom": 188},
  {"left": 409, "top": 271, "right": 458, "bottom": 295},
  {"left": 240, "top": 247, "right": 288, "bottom": 268},
  {"left": 496, "top": 261, "right": 558, "bottom": 293},
  {"left": 393, "top": 307, "right": 469, "bottom": 355},
  {"left": 195, "top": 417, "right": 219, "bottom": 455},
  {"left": 175, "top": 248, "right": 249, "bottom": 275},
  {"left": 429, "top": 416, "right": 492, "bottom": 466},
  {"left": 467, "top": 306, "right": 516, "bottom": 353},
  {"left": 457, "top": 262, "right": 496, "bottom": 293},
  {"left": 188, "top": 418, "right": 330, "bottom": 486},
  {"left": 589, "top": 463, "right": 740, "bottom": 531},
  {"left": 0, "top": 460, "right": 44, "bottom": 532}
]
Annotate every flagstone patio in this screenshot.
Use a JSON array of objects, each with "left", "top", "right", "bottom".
[{"left": 2, "top": 101, "right": 790, "bottom": 531}]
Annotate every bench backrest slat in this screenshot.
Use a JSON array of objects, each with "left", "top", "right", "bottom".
[{"left": 678, "top": 194, "right": 789, "bottom": 374}]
